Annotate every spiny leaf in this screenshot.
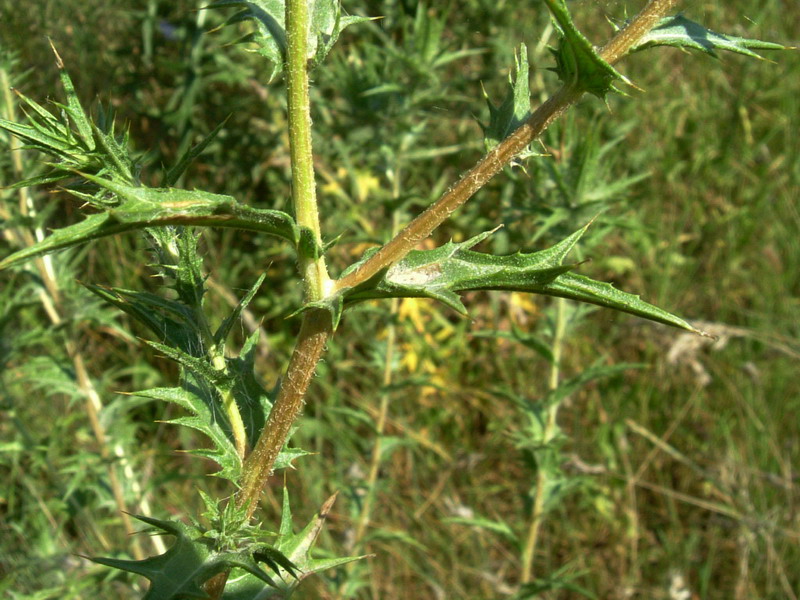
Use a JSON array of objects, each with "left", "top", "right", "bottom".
[
  {"left": 272, "top": 445, "right": 312, "bottom": 471},
  {"left": 482, "top": 43, "right": 540, "bottom": 161},
  {"left": 213, "top": 274, "right": 267, "bottom": 347},
  {"left": 627, "top": 15, "right": 791, "bottom": 59},
  {"left": 207, "top": 0, "right": 371, "bottom": 80},
  {"left": 84, "top": 284, "right": 201, "bottom": 352},
  {"left": 147, "top": 341, "right": 229, "bottom": 385},
  {"left": 145, "top": 335, "right": 309, "bottom": 476},
  {"left": 93, "top": 300, "right": 306, "bottom": 481},
  {"left": 90, "top": 118, "right": 135, "bottom": 183},
  {"left": 92, "top": 514, "right": 288, "bottom": 599},
  {"left": 226, "top": 330, "right": 279, "bottom": 451},
  {"left": 135, "top": 386, "right": 243, "bottom": 482},
  {"left": 147, "top": 227, "right": 208, "bottom": 309},
  {"left": 219, "top": 490, "right": 366, "bottom": 598},
  {"left": 86, "top": 231, "right": 306, "bottom": 482},
  {"left": 0, "top": 179, "right": 298, "bottom": 270},
  {"left": 48, "top": 41, "right": 94, "bottom": 151},
  {"left": 165, "top": 117, "right": 229, "bottom": 187},
  {"left": 0, "top": 56, "right": 138, "bottom": 192},
  {"left": 309, "top": 0, "right": 373, "bottom": 67},
  {"left": 537, "top": 271, "right": 702, "bottom": 332},
  {"left": 208, "top": 0, "right": 287, "bottom": 79},
  {"left": 87, "top": 175, "right": 300, "bottom": 244},
  {"left": 341, "top": 226, "right": 584, "bottom": 313},
  {"left": 339, "top": 224, "right": 704, "bottom": 335},
  {"left": 0, "top": 112, "right": 85, "bottom": 160},
  {"left": 543, "top": 0, "right": 628, "bottom": 98},
  {"left": 276, "top": 489, "right": 366, "bottom": 580},
  {"left": 0, "top": 212, "right": 123, "bottom": 270}
]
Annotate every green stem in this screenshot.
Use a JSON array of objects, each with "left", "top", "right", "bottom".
[
  {"left": 285, "top": 0, "right": 331, "bottom": 301},
  {"left": 221, "top": 386, "right": 247, "bottom": 458},
  {"left": 334, "top": 0, "right": 683, "bottom": 292},
  {"left": 520, "top": 297, "right": 566, "bottom": 583},
  {"left": 198, "top": 303, "right": 247, "bottom": 458},
  {"left": 236, "top": 0, "right": 336, "bottom": 518},
  {"left": 211, "top": 6, "right": 334, "bottom": 594}
]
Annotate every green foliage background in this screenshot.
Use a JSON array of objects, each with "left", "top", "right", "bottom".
[{"left": 1, "top": 1, "right": 798, "bottom": 598}]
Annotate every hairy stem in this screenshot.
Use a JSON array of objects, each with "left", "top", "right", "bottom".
[
  {"left": 286, "top": 0, "right": 331, "bottom": 301},
  {"left": 598, "top": 0, "right": 682, "bottom": 64},
  {"left": 334, "top": 0, "right": 683, "bottom": 292},
  {"left": 213, "top": 310, "right": 332, "bottom": 597},
  {"left": 238, "top": 309, "right": 332, "bottom": 517},
  {"left": 209, "top": 2, "right": 333, "bottom": 592},
  {"left": 235, "top": 0, "right": 335, "bottom": 519},
  {"left": 333, "top": 85, "right": 580, "bottom": 291}
]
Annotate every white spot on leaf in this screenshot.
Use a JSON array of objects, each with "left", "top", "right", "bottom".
[{"left": 386, "top": 263, "right": 442, "bottom": 286}]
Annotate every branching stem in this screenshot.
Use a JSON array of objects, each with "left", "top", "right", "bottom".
[
  {"left": 334, "top": 0, "right": 683, "bottom": 292},
  {"left": 235, "top": 0, "right": 334, "bottom": 523},
  {"left": 204, "top": 10, "right": 337, "bottom": 598},
  {"left": 235, "top": 0, "right": 684, "bottom": 542}
]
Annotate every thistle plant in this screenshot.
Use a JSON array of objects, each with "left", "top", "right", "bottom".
[{"left": 0, "top": 1, "right": 789, "bottom": 598}]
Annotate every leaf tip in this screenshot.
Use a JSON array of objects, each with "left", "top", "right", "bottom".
[
  {"left": 47, "top": 38, "right": 64, "bottom": 70},
  {"left": 693, "top": 325, "right": 717, "bottom": 340}
]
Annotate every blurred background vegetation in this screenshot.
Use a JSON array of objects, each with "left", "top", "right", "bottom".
[{"left": 1, "top": 1, "right": 798, "bottom": 598}]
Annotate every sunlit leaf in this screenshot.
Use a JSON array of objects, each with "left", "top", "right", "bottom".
[
  {"left": 208, "top": 0, "right": 371, "bottom": 79},
  {"left": 134, "top": 386, "right": 243, "bottom": 481},
  {"left": 0, "top": 51, "right": 138, "bottom": 193},
  {"left": 628, "top": 15, "right": 790, "bottom": 59},
  {"left": 483, "top": 43, "right": 540, "bottom": 161},
  {"left": 221, "top": 490, "right": 366, "bottom": 598},
  {"left": 0, "top": 178, "right": 298, "bottom": 270},
  {"left": 338, "top": 224, "right": 704, "bottom": 334},
  {"left": 92, "top": 514, "right": 286, "bottom": 599},
  {"left": 544, "top": 0, "right": 627, "bottom": 98}
]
